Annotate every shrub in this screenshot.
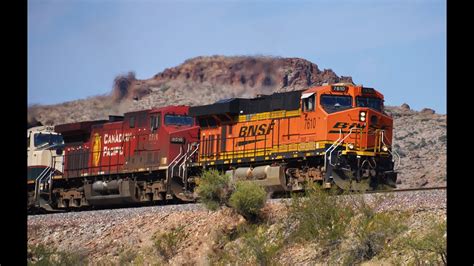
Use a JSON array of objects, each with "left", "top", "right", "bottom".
[
  {"left": 118, "top": 248, "right": 138, "bottom": 265},
  {"left": 414, "top": 138, "right": 428, "bottom": 149},
  {"left": 396, "top": 218, "right": 447, "bottom": 265},
  {"left": 209, "top": 223, "right": 283, "bottom": 266},
  {"left": 438, "top": 135, "right": 447, "bottom": 143},
  {"left": 342, "top": 196, "right": 408, "bottom": 264},
  {"left": 287, "top": 184, "right": 353, "bottom": 246},
  {"left": 229, "top": 181, "right": 267, "bottom": 222},
  {"left": 239, "top": 224, "right": 284, "bottom": 266},
  {"left": 196, "top": 169, "right": 232, "bottom": 210},
  {"left": 27, "top": 244, "right": 88, "bottom": 266},
  {"left": 152, "top": 226, "right": 186, "bottom": 261}
]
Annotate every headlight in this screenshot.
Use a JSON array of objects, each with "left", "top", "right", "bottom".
[
  {"left": 359, "top": 111, "right": 366, "bottom": 122},
  {"left": 360, "top": 116, "right": 366, "bottom": 121},
  {"left": 348, "top": 143, "right": 354, "bottom": 149},
  {"left": 382, "top": 146, "right": 388, "bottom": 152}
]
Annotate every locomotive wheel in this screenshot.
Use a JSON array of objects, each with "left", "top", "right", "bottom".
[{"left": 332, "top": 169, "right": 372, "bottom": 192}]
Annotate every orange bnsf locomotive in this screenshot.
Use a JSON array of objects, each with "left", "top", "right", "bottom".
[
  {"left": 27, "top": 83, "right": 399, "bottom": 211},
  {"left": 189, "top": 83, "right": 399, "bottom": 193}
]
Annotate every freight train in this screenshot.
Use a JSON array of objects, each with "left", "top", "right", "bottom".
[{"left": 27, "top": 83, "right": 400, "bottom": 211}]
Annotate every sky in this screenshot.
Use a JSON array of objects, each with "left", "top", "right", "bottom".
[{"left": 28, "top": 0, "right": 446, "bottom": 113}]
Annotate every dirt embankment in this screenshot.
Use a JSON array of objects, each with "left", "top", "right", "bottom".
[{"left": 28, "top": 190, "right": 446, "bottom": 265}]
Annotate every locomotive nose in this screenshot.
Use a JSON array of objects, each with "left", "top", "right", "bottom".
[
  {"left": 350, "top": 108, "right": 386, "bottom": 151},
  {"left": 370, "top": 114, "right": 378, "bottom": 125},
  {"left": 358, "top": 108, "right": 382, "bottom": 127}
]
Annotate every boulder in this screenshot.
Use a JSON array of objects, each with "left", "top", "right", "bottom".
[
  {"left": 400, "top": 103, "right": 410, "bottom": 110},
  {"left": 420, "top": 108, "right": 435, "bottom": 115}
]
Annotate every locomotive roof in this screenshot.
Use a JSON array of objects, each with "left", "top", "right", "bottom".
[
  {"left": 122, "top": 105, "right": 190, "bottom": 116},
  {"left": 189, "top": 90, "right": 304, "bottom": 117},
  {"left": 303, "top": 83, "right": 384, "bottom": 99},
  {"left": 55, "top": 120, "right": 108, "bottom": 134}
]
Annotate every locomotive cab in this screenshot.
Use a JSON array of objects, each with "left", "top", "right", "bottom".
[
  {"left": 308, "top": 84, "right": 399, "bottom": 190},
  {"left": 27, "top": 126, "right": 65, "bottom": 210},
  {"left": 27, "top": 126, "right": 64, "bottom": 181}
]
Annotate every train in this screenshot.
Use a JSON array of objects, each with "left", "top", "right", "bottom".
[{"left": 27, "top": 83, "right": 400, "bottom": 211}]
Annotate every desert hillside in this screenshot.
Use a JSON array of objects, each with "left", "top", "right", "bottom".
[
  {"left": 27, "top": 55, "right": 446, "bottom": 188},
  {"left": 28, "top": 190, "right": 446, "bottom": 265},
  {"left": 28, "top": 56, "right": 352, "bottom": 126}
]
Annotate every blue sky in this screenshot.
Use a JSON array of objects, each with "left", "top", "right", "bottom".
[{"left": 28, "top": 0, "right": 446, "bottom": 113}]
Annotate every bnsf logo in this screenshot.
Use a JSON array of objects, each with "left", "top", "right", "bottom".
[
  {"left": 332, "top": 122, "right": 366, "bottom": 129},
  {"left": 239, "top": 120, "right": 275, "bottom": 137}
]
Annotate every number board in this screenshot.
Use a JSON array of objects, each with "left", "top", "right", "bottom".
[
  {"left": 170, "top": 137, "right": 185, "bottom": 144},
  {"left": 332, "top": 86, "right": 347, "bottom": 92}
]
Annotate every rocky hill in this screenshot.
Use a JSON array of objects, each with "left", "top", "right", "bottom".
[
  {"left": 387, "top": 105, "right": 446, "bottom": 188},
  {"left": 27, "top": 55, "right": 446, "bottom": 188},
  {"left": 28, "top": 56, "right": 352, "bottom": 126}
]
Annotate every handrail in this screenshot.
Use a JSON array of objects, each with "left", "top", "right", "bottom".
[
  {"left": 179, "top": 143, "right": 199, "bottom": 182},
  {"left": 324, "top": 129, "right": 342, "bottom": 170},
  {"left": 34, "top": 166, "right": 51, "bottom": 203},
  {"left": 329, "top": 127, "right": 360, "bottom": 166},
  {"left": 178, "top": 144, "right": 191, "bottom": 178},
  {"left": 169, "top": 146, "right": 183, "bottom": 181},
  {"left": 325, "top": 127, "right": 360, "bottom": 168},
  {"left": 34, "top": 152, "right": 58, "bottom": 205},
  {"left": 381, "top": 130, "right": 401, "bottom": 170}
]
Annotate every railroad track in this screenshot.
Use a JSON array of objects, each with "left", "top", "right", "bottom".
[
  {"left": 365, "top": 186, "right": 446, "bottom": 194},
  {"left": 29, "top": 186, "right": 446, "bottom": 215}
]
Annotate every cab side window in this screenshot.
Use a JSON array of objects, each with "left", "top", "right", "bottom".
[
  {"left": 150, "top": 116, "right": 156, "bottom": 131},
  {"left": 129, "top": 116, "right": 135, "bottom": 128},
  {"left": 302, "top": 94, "right": 316, "bottom": 112},
  {"left": 150, "top": 114, "right": 161, "bottom": 131}
]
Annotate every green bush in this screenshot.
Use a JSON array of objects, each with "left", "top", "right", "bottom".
[
  {"left": 239, "top": 224, "right": 283, "bottom": 266},
  {"left": 397, "top": 218, "right": 447, "bottom": 265},
  {"left": 438, "top": 135, "right": 447, "bottom": 143},
  {"left": 118, "top": 248, "right": 138, "bottom": 265},
  {"left": 209, "top": 223, "right": 283, "bottom": 266},
  {"left": 152, "top": 226, "right": 186, "bottom": 261},
  {"left": 27, "top": 244, "right": 88, "bottom": 266},
  {"left": 288, "top": 184, "right": 353, "bottom": 246},
  {"left": 342, "top": 196, "right": 408, "bottom": 264},
  {"left": 196, "top": 169, "right": 232, "bottom": 210},
  {"left": 229, "top": 181, "right": 267, "bottom": 222}
]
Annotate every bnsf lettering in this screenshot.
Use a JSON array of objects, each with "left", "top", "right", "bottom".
[
  {"left": 239, "top": 120, "right": 275, "bottom": 137},
  {"left": 332, "top": 122, "right": 366, "bottom": 129}
]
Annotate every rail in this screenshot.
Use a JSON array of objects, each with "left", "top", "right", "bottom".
[
  {"left": 364, "top": 186, "right": 446, "bottom": 194},
  {"left": 29, "top": 185, "right": 447, "bottom": 215}
]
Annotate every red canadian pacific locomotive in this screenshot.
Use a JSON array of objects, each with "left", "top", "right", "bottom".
[{"left": 28, "top": 83, "right": 399, "bottom": 211}]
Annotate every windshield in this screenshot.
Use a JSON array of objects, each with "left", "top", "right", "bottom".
[
  {"left": 356, "top": 97, "right": 383, "bottom": 112},
  {"left": 320, "top": 95, "right": 352, "bottom": 113},
  {"left": 164, "top": 115, "right": 194, "bottom": 126},
  {"left": 34, "top": 133, "right": 63, "bottom": 147}
]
